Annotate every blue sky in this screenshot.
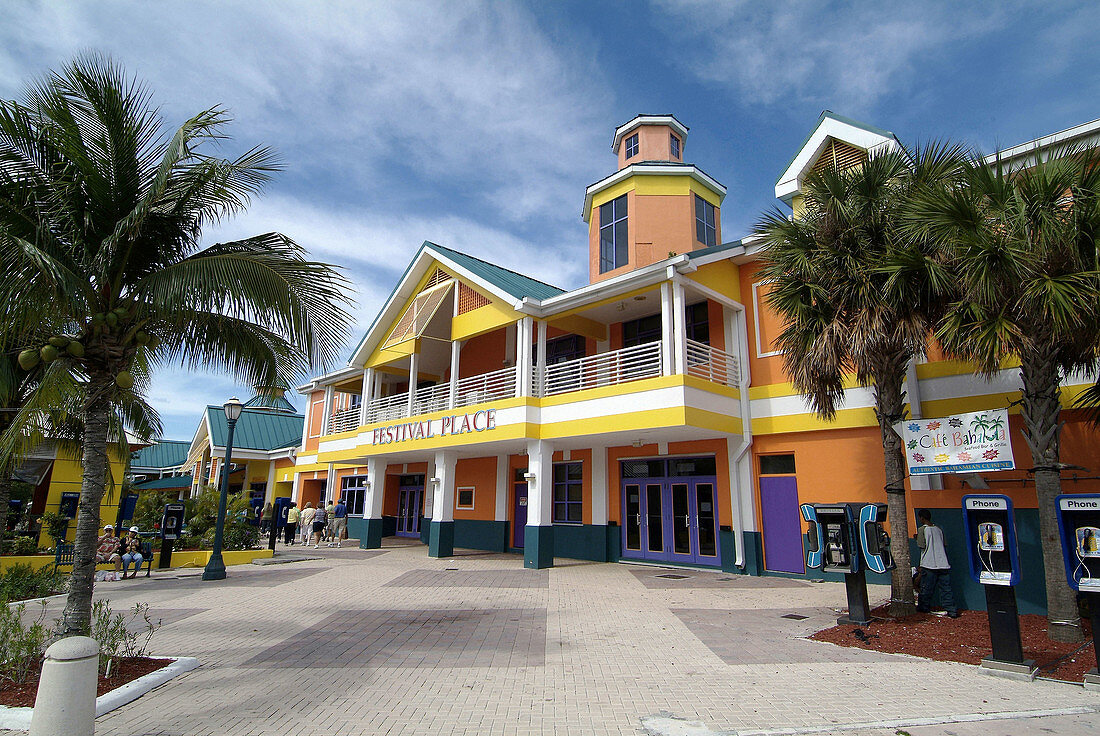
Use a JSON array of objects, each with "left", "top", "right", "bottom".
[{"left": 1, "top": 1, "right": 1097, "bottom": 441}]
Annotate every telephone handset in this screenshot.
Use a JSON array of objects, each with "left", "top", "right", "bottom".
[
  {"left": 825, "top": 523, "right": 849, "bottom": 567},
  {"left": 1076, "top": 527, "right": 1100, "bottom": 558},
  {"left": 978, "top": 522, "right": 1004, "bottom": 552}
]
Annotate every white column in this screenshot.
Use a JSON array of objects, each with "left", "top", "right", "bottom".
[
  {"left": 423, "top": 454, "right": 436, "bottom": 519},
  {"left": 365, "top": 457, "right": 385, "bottom": 518},
  {"left": 535, "top": 320, "right": 548, "bottom": 397},
  {"left": 516, "top": 317, "right": 534, "bottom": 396},
  {"left": 448, "top": 340, "right": 463, "bottom": 409},
  {"left": 265, "top": 461, "right": 277, "bottom": 504},
  {"left": 660, "top": 281, "right": 674, "bottom": 375},
  {"left": 432, "top": 451, "right": 457, "bottom": 523},
  {"left": 407, "top": 351, "right": 420, "bottom": 417},
  {"left": 321, "top": 385, "right": 334, "bottom": 435},
  {"left": 671, "top": 279, "right": 687, "bottom": 375},
  {"left": 591, "top": 447, "right": 608, "bottom": 526},
  {"left": 494, "top": 454, "right": 509, "bottom": 522},
  {"left": 525, "top": 439, "right": 553, "bottom": 527},
  {"left": 360, "top": 368, "right": 374, "bottom": 426},
  {"left": 291, "top": 473, "right": 302, "bottom": 505},
  {"left": 325, "top": 463, "right": 337, "bottom": 505}
]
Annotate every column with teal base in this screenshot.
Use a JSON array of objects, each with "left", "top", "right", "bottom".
[
  {"left": 428, "top": 450, "right": 456, "bottom": 558},
  {"left": 360, "top": 456, "right": 386, "bottom": 549},
  {"left": 524, "top": 439, "right": 554, "bottom": 569}
]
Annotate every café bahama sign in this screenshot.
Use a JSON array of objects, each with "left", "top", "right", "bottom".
[
  {"left": 894, "top": 408, "right": 1015, "bottom": 475},
  {"left": 372, "top": 408, "right": 497, "bottom": 445}
]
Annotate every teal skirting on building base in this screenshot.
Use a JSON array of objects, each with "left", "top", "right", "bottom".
[
  {"left": 453, "top": 519, "right": 508, "bottom": 552},
  {"left": 357, "top": 517, "right": 384, "bottom": 549},
  {"left": 524, "top": 525, "right": 554, "bottom": 568},
  {"left": 419, "top": 518, "right": 430, "bottom": 545},
  {"left": 606, "top": 524, "right": 621, "bottom": 562},
  {"left": 552, "top": 524, "right": 607, "bottom": 561},
  {"left": 428, "top": 520, "right": 455, "bottom": 558},
  {"left": 719, "top": 529, "right": 738, "bottom": 573},
  {"left": 742, "top": 530, "right": 764, "bottom": 576}
]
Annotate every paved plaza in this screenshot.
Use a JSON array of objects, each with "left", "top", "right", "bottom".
[{"left": 18, "top": 539, "right": 1100, "bottom": 735}]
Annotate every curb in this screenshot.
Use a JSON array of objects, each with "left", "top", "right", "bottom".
[{"left": 0, "top": 656, "right": 200, "bottom": 731}]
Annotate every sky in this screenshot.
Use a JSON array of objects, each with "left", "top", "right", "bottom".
[{"left": 2, "top": 1, "right": 1098, "bottom": 441}]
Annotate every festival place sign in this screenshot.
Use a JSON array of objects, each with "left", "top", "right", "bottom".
[
  {"left": 895, "top": 408, "right": 1015, "bottom": 475},
  {"left": 371, "top": 408, "right": 497, "bottom": 445}
]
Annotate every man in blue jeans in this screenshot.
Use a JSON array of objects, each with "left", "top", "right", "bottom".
[
  {"left": 331, "top": 498, "right": 347, "bottom": 548},
  {"left": 916, "top": 509, "right": 959, "bottom": 618}
]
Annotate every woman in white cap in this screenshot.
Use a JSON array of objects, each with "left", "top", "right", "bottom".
[
  {"left": 95, "top": 524, "right": 122, "bottom": 581},
  {"left": 119, "top": 526, "right": 145, "bottom": 579}
]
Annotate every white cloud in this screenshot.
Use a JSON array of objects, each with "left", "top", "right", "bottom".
[{"left": 651, "top": 1, "right": 1014, "bottom": 111}]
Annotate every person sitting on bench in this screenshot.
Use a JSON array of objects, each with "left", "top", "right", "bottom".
[
  {"left": 96, "top": 524, "right": 122, "bottom": 581},
  {"left": 119, "top": 526, "right": 145, "bottom": 579}
]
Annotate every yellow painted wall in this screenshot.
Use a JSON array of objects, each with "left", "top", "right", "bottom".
[
  {"left": 35, "top": 447, "right": 133, "bottom": 548},
  {"left": 0, "top": 547, "right": 273, "bottom": 572}
]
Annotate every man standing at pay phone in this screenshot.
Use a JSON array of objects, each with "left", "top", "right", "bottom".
[{"left": 916, "top": 509, "right": 959, "bottom": 618}]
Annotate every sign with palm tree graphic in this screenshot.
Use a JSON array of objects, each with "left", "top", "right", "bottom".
[{"left": 894, "top": 408, "right": 1015, "bottom": 475}]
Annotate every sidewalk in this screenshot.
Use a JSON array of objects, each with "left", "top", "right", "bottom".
[{"left": 28, "top": 541, "right": 1098, "bottom": 735}]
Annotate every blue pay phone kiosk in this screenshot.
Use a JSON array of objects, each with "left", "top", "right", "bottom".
[
  {"left": 274, "top": 497, "right": 293, "bottom": 530},
  {"left": 961, "top": 495, "right": 1030, "bottom": 673},
  {"left": 1055, "top": 494, "right": 1100, "bottom": 685},
  {"left": 858, "top": 503, "right": 894, "bottom": 574},
  {"left": 802, "top": 503, "right": 888, "bottom": 625},
  {"left": 158, "top": 502, "right": 186, "bottom": 569}
]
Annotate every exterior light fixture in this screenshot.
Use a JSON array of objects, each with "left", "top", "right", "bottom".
[
  {"left": 632, "top": 439, "right": 644, "bottom": 448},
  {"left": 203, "top": 397, "right": 243, "bottom": 581},
  {"left": 523, "top": 472, "right": 536, "bottom": 481}
]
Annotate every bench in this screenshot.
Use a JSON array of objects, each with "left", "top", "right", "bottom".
[{"left": 53, "top": 538, "right": 154, "bottom": 578}]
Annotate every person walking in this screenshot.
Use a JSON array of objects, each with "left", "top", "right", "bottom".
[
  {"left": 324, "top": 499, "right": 337, "bottom": 544},
  {"left": 299, "top": 502, "right": 316, "bottom": 545},
  {"left": 284, "top": 502, "right": 299, "bottom": 545},
  {"left": 916, "top": 509, "right": 959, "bottom": 618},
  {"left": 260, "top": 502, "right": 273, "bottom": 535},
  {"left": 120, "top": 526, "right": 145, "bottom": 578},
  {"left": 331, "top": 498, "right": 347, "bottom": 548},
  {"left": 311, "top": 502, "right": 328, "bottom": 548}
]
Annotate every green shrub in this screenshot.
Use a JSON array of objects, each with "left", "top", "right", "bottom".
[
  {"left": 39, "top": 511, "right": 69, "bottom": 545},
  {"left": 186, "top": 487, "right": 257, "bottom": 550},
  {"left": 0, "top": 599, "right": 50, "bottom": 684},
  {"left": 89, "top": 600, "right": 161, "bottom": 675},
  {"left": 0, "top": 563, "right": 65, "bottom": 602},
  {"left": 12, "top": 536, "right": 38, "bottom": 556},
  {"left": 133, "top": 490, "right": 176, "bottom": 533}
]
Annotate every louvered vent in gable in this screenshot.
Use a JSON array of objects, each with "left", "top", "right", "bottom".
[
  {"left": 810, "top": 138, "right": 867, "bottom": 174},
  {"left": 457, "top": 282, "right": 491, "bottom": 315},
  {"left": 382, "top": 281, "right": 455, "bottom": 349},
  {"left": 424, "top": 268, "right": 450, "bottom": 289}
]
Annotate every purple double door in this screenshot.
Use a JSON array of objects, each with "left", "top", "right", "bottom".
[
  {"left": 512, "top": 482, "right": 528, "bottom": 548},
  {"left": 621, "top": 477, "right": 720, "bottom": 566},
  {"left": 396, "top": 485, "right": 423, "bottom": 538}
]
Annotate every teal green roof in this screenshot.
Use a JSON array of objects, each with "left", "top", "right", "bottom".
[
  {"left": 687, "top": 239, "right": 746, "bottom": 261},
  {"left": 130, "top": 440, "right": 190, "bottom": 470},
  {"left": 134, "top": 474, "right": 192, "bottom": 491},
  {"left": 243, "top": 392, "right": 297, "bottom": 413},
  {"left": 207, "top": 407, "right": 303, "bottom": 452},
  {"left": 427, "top": 242, "right": 565, "bottom": 301},
  {"left": 776, "top": 110, "right": 898, "bottom": 185}
]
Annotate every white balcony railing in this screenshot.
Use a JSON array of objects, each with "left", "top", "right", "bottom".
[
  {"left": 685, "top": 338, "right": 739, "bottom": 388},
  {"left": 541, "top": 340, "right": 663, "bottom": 397},
  {"left": 453, "top": 365, "right": 517, "bottom": 408},
  {"left": 413, "top": 382, "right": 451, "bottom": 415},
  {"left": 329, "top": 405, "right": 361, "bottom": 434},
  {"left": 364, "top": 392, "right": 409, "bottom": 424}
]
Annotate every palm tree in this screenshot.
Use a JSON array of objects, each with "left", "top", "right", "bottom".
[
  {"left": 0, "top": 55, "right": 352, "bottom": 634},
  {"left": 906, "top": 145, "right": 1100, "bottom": 642},
  {"left": 755, "top": 143, "right": 964, "bottom": 616}
]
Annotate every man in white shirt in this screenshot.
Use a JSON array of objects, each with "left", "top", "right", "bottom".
[{"left": 916, "top": 509, "right": 959, "bottom": 618}]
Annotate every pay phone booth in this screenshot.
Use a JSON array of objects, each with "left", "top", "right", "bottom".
[
  {"left": 961, "top": 495, "right": 1033, "bottom": 677},
  {"left": 1055, "top": 494, "right": 1100, "bottom": 689},
  {"left": 271, "top": 497, "right": 293, "bottom": 551},
  {"left": 158, "top": 502, "right": 186, "bottom": 569},
  {"left": 802, "top": 502, "right": 894, "bottom": 625}
]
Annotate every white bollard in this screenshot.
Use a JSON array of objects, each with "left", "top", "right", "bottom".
[{"left": 30, "top": 636, "right": 99, "bottom": 736}]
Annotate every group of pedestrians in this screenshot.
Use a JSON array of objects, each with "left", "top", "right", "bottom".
[{"left": 277, "top": 498, "right": 347, "bottom": 548}]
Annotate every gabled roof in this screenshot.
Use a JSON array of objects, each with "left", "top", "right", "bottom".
[
  {"left": 130, "top": 440, "right": 190, "bottom": 470},
  {"left": 775, "top": 111, "right": 900, "bottom": 206},
  {"left": 428, "top": 243, "right": 564, "bottom": 301},
  {"left": 206, "top": 406, "right": 304, "bottom": 452}
]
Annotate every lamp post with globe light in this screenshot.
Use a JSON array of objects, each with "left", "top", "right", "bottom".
[{"left": 203, "top": 397, "right": 243, "bottom": 581}]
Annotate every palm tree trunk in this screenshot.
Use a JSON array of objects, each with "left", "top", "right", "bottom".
[
  {"left": 0, "top": 477, "right": 10, "bottom": 550},
  {"left": 1020, "top": 342, "right": 1082, "bottom": 643},
  {"left": 60, "top": 375, "right": 112, "bottom": 636},
  {"left": 876, "top": 359, "right": 916, "bottom": 616}
]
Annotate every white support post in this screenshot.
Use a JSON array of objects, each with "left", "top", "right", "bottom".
[
  {"left": 591, "top": 447, "right": 608, "bottom": 526},
  {"left": 494, "top": 454, "right": 509, "bottom": 522},
  {"left": 432, "top": 451, "right": 457, "bottom": 524},
  {"left": 535, "top": 320, "right": 548, "bottom": 397},
  {"left": 265, "top": 461, "right": 277, "bottom": 504},
  {"left": 291, "top": 473, "right": 302, "bottom": 505},
  {"left": 516, "top": 317, "right": 533, "bottom": 396},
  {"left": 325, "top": 463, "right": 336, "bottom": 506},
  {"left": 524, "top": 439, "right": 554, "bottom": 568},
  {"left": 448, "top": 340, "right": 463, "bottom": 409},
  {"left": 660, "top": 281, "right": 674, "bottom": 375},
  {"left": 321, "top": 385, "right": 334, "bottom": 435},
  {"left": 360, "top": 368, "right": 373, "bottom": 426},
  {"left": 671, "top": 279, "right": 687, "bottom": 375},
  {"left": 407, "top": 351, "right": 420, "bottom": 417}
]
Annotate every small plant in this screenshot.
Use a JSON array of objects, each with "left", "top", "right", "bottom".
[
  {"left": 0, "top": 563, "right": 65, "bottom": 602},
  {"left": 0, "top": 598, "right": 50, "bottom": 684},
  {"left": 89, "top": 600, "right": 162, "bottom": 675},
  {"left": 12, "top": 536, "right": 38, "bottom": 556},
  {"left": 39, "top": 511, "right": 69, "bottom": 545}
]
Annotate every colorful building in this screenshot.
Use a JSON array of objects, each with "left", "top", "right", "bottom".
[{"left": 293, "top": 113, "right": 1100, "bottom": 613}]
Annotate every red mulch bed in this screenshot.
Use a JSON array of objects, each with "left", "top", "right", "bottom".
[
  {"left": 811, "top": 606, "right": 1095, "bottom": 682},
  {"left": 0, "top": 657, "right": 173, "bottom": 708}
]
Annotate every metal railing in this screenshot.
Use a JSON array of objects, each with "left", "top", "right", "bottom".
[
  {"left": 685, "top": 338, "right": 739, "bottom": 387},
  {"left": 453, "top": 365, "right": 517, "bottom": 409},
  {"left": 329, "top": 405, "right": 361, "bottom": 434},
  {"left": 364, "top": 392, "right": 409, "bottom": 424},
  {"left": 412, "top": 383, "right": 451, "bottom": 415},
  {"left": 541, "top": 340, "right": 663, "bottom": 396}
]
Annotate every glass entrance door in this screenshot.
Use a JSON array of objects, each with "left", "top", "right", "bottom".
[
  {"left": 396, "top": 485, "right": 423, "bottom": 538},
  {"left": 620, "top": 458, "right": 721, "bottom": 567}
]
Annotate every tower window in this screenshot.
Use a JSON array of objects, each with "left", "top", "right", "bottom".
[
  {"left": 695, "top": 195, "right": 716, "bottom": 247},
  {"left": 670, "top": 134, "right": 681, "bottom": 159},
  {"left": 599, "top": 194, "right": 628, "bottom": 273},
  {"left": 625, "top": 133, "right": 639, "bottom": 159}
]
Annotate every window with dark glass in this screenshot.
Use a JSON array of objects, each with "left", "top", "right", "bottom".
[
  {"left": 599, "top": 194, "right": 628, "bottom": 273},
  {"left": 625, "top": 133, "right": 639, "bottom": 159},
  {"left": 622, "top": 313, "right": 661, "bottom": 347},
  {"left": 456, "top": 487, "right": 474, "bottom": 509},
  {"left": 544, "top": 334, "right": 585, "bottom": 365},
  {"left": 760, "top": 454, "right": 796, "bottom": 475},
  {"left": 685, "top": 301, "right": 710, "bottom": 345},
  {"left": 670, "top": 134, "right": 681, "bottom": 159},
  {"left": 553, "top": 462, "right": 583, "bottom": 523},
  {"left": 341, "top": 475, "right": 369, "bottom": 515},
  {"left": 695, "top": 195, "right": 716, "bottom": 247}
]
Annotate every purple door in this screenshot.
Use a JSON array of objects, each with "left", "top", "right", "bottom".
[
  {"left": 512, "top": 482, "right": 528, "bottom": 548},
  {"left": 759, "top": 476, "right": 804, "bottom": 573},
  {"left": 396, "top": 486, "right": 422, "bottom": 538}
]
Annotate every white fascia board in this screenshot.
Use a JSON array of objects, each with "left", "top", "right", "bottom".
[
  {"left": 296, "top": 365, "right": 363, "bottom": 395},
  {"left": 187, "top": 416, "right": 210, "bottom": 461},
  {"left": 612, "top": 115, "right": 690, "bottom": 152},
  {"left": 520, "top": 254, "right": 694, "bottom": 317},
  {"left": 775, "top": 118, "right": 898, "bottom": 205},
  {"left": 983, "top": 117, "right": 1100, "bottom": 167},
  {"left": 686, "top": 242, "right": 750, "bottom": 269},
  {"left": 582, "top": 164, "right": 727, "bottom": 222}
]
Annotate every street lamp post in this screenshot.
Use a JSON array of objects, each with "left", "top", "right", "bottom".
[{"left": 203, "top": 397, "right": 243, "bottom": 581}]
